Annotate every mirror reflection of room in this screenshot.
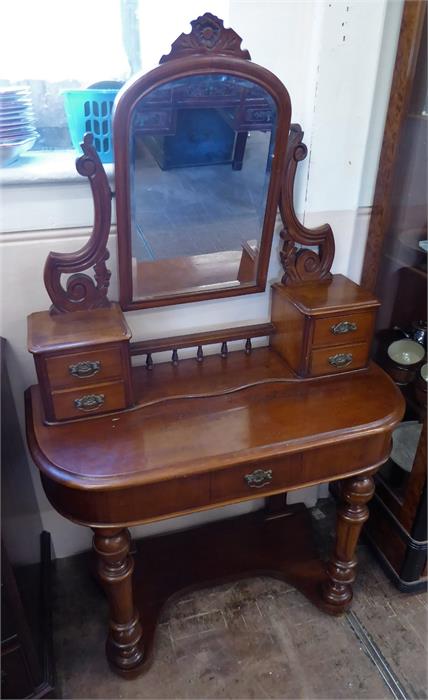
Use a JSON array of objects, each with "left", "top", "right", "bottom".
[{"left": 129, "top": 73, "right": 276, "bottom": 299}]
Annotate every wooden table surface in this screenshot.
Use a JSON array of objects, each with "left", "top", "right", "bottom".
[{"left": 27, "top": 349, "right": 404, "bottom": 489}]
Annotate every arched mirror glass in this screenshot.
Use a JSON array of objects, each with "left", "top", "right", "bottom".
[
  {"left": 128, "top": 73, "right": 277, "bottom": 302},
  {"left": 114, "top": 14, "right": 292, "bottom": 310}
]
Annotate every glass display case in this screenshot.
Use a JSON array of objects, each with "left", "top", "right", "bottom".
[{"left": 362, "top": 4, "right": 427, "bottom": 591}]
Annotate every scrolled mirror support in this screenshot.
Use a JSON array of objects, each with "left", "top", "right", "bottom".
[
  {"left": 279, "top": 124, "right": 335, "bottom": 286},
  {"left": 44, "top": 133, "right": 112, "bottom": 314}
]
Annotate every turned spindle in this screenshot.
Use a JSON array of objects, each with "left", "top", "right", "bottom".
[
  {"left": 93, "top": 528, "right": 144, "bottom": 676},
  {"left": 322, "top": 474, "right": 375, "bottom": 610}
]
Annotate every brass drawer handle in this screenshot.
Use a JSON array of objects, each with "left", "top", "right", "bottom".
[
  {"left": 69, "top": 360, "right": 101, "bottom": 378},
  {"left": 74, "top": 394, "right": 105, "bottom": 411},
  {"left": 328, "top": 353, "right": 353, "bottom": 368},
  {"left": 330, "top": 321, "right": 357, "bottom": 335},
  {"left": 244, "top": 468, "right": 272, "bottom": 488}
]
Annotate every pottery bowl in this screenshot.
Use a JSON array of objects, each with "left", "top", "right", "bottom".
[{"left": 387, "top": 339, "right": 425, "bottom": 367}]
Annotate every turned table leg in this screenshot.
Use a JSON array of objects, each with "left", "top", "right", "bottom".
[
  {"left": 322, "top": 474, "right": 375, "bottom": 610},
  {"left": 93, "top": 528, "right": 144, "bottom": 676},
  {"left": 232, "top": 131, "right": 248, "bottom": 170}
]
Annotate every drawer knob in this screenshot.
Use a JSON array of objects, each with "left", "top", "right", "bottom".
[
  {"left": 328, "top": 353, "right": 353, "bottom": 368},
  {"left": 74, "top": 393, "right": 105, "bottom": 411},
  {"left": 330, "top": 321, "right": 357, "bottom": 335},
  {"left": 244, "top": 468, "right": 273, "bottom": 488},
  {"left": 69, "top": 360, "right": 101, "bottom": 378}
]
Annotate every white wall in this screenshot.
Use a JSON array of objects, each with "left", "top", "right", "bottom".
[{"left": 0, "top": 0, "right": 403, "bottom": 561}]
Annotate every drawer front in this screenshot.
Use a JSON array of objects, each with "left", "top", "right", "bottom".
[
  {"left": 43, "top": 472, "right": 212, "bottom": 525},
  {"left": 46, "top": 347, "right": 123, "bottom": 390},
  {"left": 210, "top": 433, "right": 388, "bottom": 510},
  {"left": 309, "top": 341, "right": 369, "bottom": 376},
  {"left": 51, "top": 380, "right": 126, "bottom": 421},
  {"left": 312, "top": 311, "right": 375, "bottom": 348},
  {"left": 210, "top": 454, "right": 300, "bottom": 504}
]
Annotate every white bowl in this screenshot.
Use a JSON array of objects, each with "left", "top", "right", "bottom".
[
  {"left": 420, "top": 363, "right": 428, "bottom": 381},
  {"left": 387, "top": 339, "right": 425, "bottom": 366},
  {"left": 0, "top": 135, "right": 37, "bottom": 167}
]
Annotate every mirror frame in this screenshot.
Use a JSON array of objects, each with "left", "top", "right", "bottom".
[{"left": 114, "top": 28, "right": 291, "bottom": 310}]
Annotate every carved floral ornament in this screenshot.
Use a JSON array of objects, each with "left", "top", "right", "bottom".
[{"left": 160, "top": 13, "right": 251, "bottom": 62}]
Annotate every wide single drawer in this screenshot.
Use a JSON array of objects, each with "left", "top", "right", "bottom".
[
  {"left": 309, "top": 341, "right": 369, "bottom": 376},
  {"left": 210, "top": 454, "right": 300, "bottom": 504},
  {"left": 44, "top": 472, "right": 212, "bottom": 525},
  {"left": 51, "top": 380, "right": 126, "bottom": 421},
  {"left": 312, "top": 311, "right": 375, "bottom": 348},
  {"left": 46, "top": 347, "right": 123, "bottom": 389}
]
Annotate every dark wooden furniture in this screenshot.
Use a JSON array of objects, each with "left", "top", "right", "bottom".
[
  {"left": 1, "top": 339, "right": 55, "bottom": 698},
  {"left": 1, "top": 538, "right": 54, "bottom": 700},
  {"left": 26, "top": 14, "right": 405, "bottom": 678},
  {"left": 361, "top": 0, "right": 427, "bottom": 591}
]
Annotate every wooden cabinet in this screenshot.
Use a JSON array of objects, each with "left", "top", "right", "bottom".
[
  {"left": 361, "top": 1, "right": 427, "bottom": 592},
  {"left": 270, "top": 275, "right": 379, "bottom": 377},
  {"left": 28, "top": 303, "right": 133, "bottom": 422}
]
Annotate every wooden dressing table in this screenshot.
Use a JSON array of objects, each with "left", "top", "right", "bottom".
[{"left": 25, "top": 14, "right": 404, "bottom": 678}]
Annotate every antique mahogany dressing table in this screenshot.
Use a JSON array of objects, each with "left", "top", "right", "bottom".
[{"left": 25, "top": 15, "right": 404, "bottom": 678}]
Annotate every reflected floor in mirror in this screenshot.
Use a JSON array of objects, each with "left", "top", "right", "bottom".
[
  {"left": 132, "top": 130, "right": 271, "bottom": 261},
  {"left": 131, "top": 130, "right": 272, "bottom": 299}
]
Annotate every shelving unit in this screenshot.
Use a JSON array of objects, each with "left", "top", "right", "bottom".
[{"left": 361, "top": 1, "right": 427, "bottom": 592}]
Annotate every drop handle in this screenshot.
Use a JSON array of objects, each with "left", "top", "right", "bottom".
[
  {"left": 69, "top": 360, "right": 101, "bottom": 378},
  {"left": 328, "top": 353, "right": 353, "bottom": 368},
  {"left": 330, "top": 321, "right": 357, "bottom": 335},
  {"left": 244, "top": 468, "right": 273, "bottom": 488},
  {"left": 74, "top": 394, "right": 105, "bottom": 411}
]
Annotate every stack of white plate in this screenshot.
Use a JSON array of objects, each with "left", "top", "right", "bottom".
[{"left": 0, "top": 86, "right": 39, "bottom": 166}]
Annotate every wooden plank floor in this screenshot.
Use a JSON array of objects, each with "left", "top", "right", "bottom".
[{"left": 29, "top": 498, "right": 428, "bottom": 699}]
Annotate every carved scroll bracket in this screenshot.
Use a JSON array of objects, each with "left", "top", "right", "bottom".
[
  {"left": 279, "top": 124, "right": 335, "bottom": 286},
  {"left": 44, "top": 133, "right": 112, "bottom": 314},
  {"left": 160, "top": 13, "right": 251, "bottom": 63}
]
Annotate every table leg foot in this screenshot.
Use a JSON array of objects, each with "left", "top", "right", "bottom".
[
  {"left": 232, "top": 131, "right": 248, "bottom": 170},
  {"left": 93, "top": 528, "right": 145, "bottom": 676},
  {"left": 322, "top": 474, "right": 375, "bottom": 611}
]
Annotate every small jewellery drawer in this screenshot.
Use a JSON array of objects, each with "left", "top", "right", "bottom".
[
  {"left": 309, "top": 342, "right": 369, "bottom": 376},
  {"left": 46, "top": 348, "right": 123, "bottom": 390},
  {"left": 210, "top": 455, "right": 299, "bottom": 504},
  {"left": 51, "top": 380, "right": 126, "bottom": 421},
  {"left": 312, "top": 311, "right": 375, "bottom": 348}
]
